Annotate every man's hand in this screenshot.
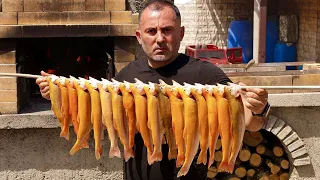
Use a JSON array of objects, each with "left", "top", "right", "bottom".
[
  {"left": 239, "top": 82, "right": 268, "bottom": 115},
  {"left": 35, "top": 71, "right": 51, "bottom": 100},
  {"left": 239, "top": 82, "right": 269, "bottom": 131}
]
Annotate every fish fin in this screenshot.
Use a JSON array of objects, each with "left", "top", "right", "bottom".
[
  {"left": 218, "top": 161, "right": 232, "bottom": 173},
  {"left": 176, "top": 155, "right": 185, "bottom": 168},
  {"left": 109, "top": 145, "right": 121, "bottom": 158},
  {"left": 208, "top": 157, "right": 215, "bottom": 169},
  {"left": 150, "top": 152, "right": 163, "bottom": 164},
  {"left": 123, "top": 148, "right": 134, "bottom": 162},
  {"left": 196, "top": 150, "right": 207, "bottom": 165}
]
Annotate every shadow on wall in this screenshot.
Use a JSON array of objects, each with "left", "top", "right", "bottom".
[{"left": 0, "top": 129, "right": 123, "bottom": 172}]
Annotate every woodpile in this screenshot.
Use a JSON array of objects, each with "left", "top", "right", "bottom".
[{"left": 207, "top": 130, "right": 291, "bottom": 180}]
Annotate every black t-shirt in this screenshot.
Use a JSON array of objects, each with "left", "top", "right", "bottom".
[{"left": 115, "top": 53, "right": 230, "bottom": 180}]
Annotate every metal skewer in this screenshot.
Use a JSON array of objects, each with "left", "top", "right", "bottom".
[
  {"left": 1, "top": 73, "right": 320, "bottom": 90},
  {"left": 240, "top": 86, "right": 320, "bottom": 90},
  {"left": 0, "top": 73, "right": 42, "bottom": 79}
]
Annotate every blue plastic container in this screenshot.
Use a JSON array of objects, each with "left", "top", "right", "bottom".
[
  {"left": 227, "top": 20, "right": 253, "bottom": 63},
  {"left": 274, "top": 42, "right": 297, "bottom": 70},
  {"left": 265, "top": 20, "right": 279, "bottom": 63}
]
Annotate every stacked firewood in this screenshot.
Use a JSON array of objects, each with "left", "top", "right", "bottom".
[{"left": 207, "top": 130, "right": 291, "bottom": 180}]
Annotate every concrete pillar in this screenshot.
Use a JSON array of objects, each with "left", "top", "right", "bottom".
[{"left": 253, "top": 0, "right": 267, "bottom": 63}]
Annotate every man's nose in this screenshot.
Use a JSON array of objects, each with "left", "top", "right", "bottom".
[{"left": 156, "top": 31, "right": 165, "bottom": 43}]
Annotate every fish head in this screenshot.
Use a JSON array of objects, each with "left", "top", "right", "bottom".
[
  {"left": 202, "top": 85, "right": 213, "bottom": 95},
  {"left": 123, "top": 81, "right": 132, "bottom": 92},
  {"left": 146, "top": 82, "right": 158, "bottom": 95},
  {"left": 48, "top": 75, "right": 59, "bottom": 84},
  {"left": 194, "top": 84, "right": 203, "bottom": 95},
  {"left": 215, "top": 83, "right": 226, "bottom": 96},
  {"left": 111, "top": 81, "right": 121, "bottom": 93},
  {"left": 172, "top": 80, "right": 181, "bottom": 88},
  {"left": 57, "top": 76, "right": 67, "bottom": 86},
  {"left": 101, "top": 78, "right": 112, "bottom": 91},
  {"left": 78, "top": 77, "right": 88, "bottom": 90},
  {"left": 227, "top": 82, "right": 241, "bottom": 97},
  {"left": 87, "top": 76, "right": 100, "bottom": 90},
  {"left": 180, "top": 85, "right": 192, "bottom": 97},
  {"left": 135, "top": 82, "right": 145, "bottom": 95}
]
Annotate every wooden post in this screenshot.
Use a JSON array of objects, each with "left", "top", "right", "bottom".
[{"left": 253, "top": 0, "right": 267, "bottom": 63}]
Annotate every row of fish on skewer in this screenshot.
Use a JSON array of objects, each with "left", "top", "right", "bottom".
[{"left": 47, "top": 75, "right": 245, "bottom": 177}]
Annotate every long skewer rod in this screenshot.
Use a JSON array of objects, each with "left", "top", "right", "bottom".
[
  {"left": 1, "top": 73, "right": 320, "bottom": 90},
  {"left": 0, "top": 73, "right": 42, "bottom": 79}
]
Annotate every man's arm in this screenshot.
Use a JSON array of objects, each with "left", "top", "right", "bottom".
[{"left": 240, "top": 82, "right": 269, "bottom": 132}]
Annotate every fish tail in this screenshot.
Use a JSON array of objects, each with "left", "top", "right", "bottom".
[
  {"left": 196, "top": 150, "right": 207, "bottom": 165},
  {"left": 218, "top": 161, "right": 232, "bottom": 173},
  {"left": 147, "top": 150, "right": 154, "bottom": 165},
  {"left": 123, "top": 148, "right": 134, "bottom": 162},
  {"left": 176, "top": 154, "right": 185, "bottom": 168},
  {"left": 95, "top": 146, "right": 102, "bottom": 160},
  {"left": 69, "top": 141, "right": 81, "bottom": 155},
  {"left": 60, "top": 127, "right": 70, "bottom": 141},
  {"left": 81, "top": 136, "right": 90, "bottom": 149},
  {"left": 168, "top": 150, "right": 178, "bottom": 160},
  {"left": 225, "top": 162, "right": 235, "bottom": 174},
  {"left": 177, "top": 164, "right": 189, "bottom": 177},
  {"left": 109, "top": 145, "right": 121, "bottom": 158},
  {"left": 208, "top": 157, "right": 215, "bottom": 169},
  {"left": 150, "top": 151, "right": 163, "bottom": 163}
]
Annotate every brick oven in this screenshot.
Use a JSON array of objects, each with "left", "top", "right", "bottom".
[{"left": 0, "top": 0, "right": 138, "bottom": 114}]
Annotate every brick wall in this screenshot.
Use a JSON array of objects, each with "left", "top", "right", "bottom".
[
  {"left": 0, "top": 0, "right": 137, "bottom": 25},
  {"left": 0, "top": 39, "right": 18, "bottom": 114},
  {"left": 175, "top": 0, "right": 253, "bottom": 53}
]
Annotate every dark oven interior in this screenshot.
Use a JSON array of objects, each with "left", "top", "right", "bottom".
[{"left": 16, "top": 37, "right": 115, "bottom": 113}]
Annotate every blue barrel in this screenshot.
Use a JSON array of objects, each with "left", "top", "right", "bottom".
[
  {"left": 227, "top": 20, "right": 253, "bottom": 63},
  {"left": 274, "top": 43, "right": 297, "bottom": 70},
  {"left": 265, "top": 20, "right": 279, "bottom": 63}
]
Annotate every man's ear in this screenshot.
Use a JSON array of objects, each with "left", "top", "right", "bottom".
[
  {"left": 136, "top": 30, "right": 142, "bottom": 45},
  {"left": 180, "top": 26, "right": 185, "bottom": 41}
]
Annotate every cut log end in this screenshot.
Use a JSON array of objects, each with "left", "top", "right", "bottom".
[
  {"left": 273, "top": 146, "right": 284, "bottom": 157},
  {"left": 250, "top": 153, "right": 262, "bottom": 167},
  {"left": 279, "top": 173, "right": 290, "bottom": 180},
  {"left": 280, "top": 159, "right": 290, "bottom": 169},
  {"left": 269, "top": 174, "right": 280, "bottom": 180},
  {"left": 239, "top": 149, "right": 251, "bottom": 162},
  {"left": 234, "top": 166, "right": 246, "bottom": 178},
  {"left": 214, "top": 150, "right": 223, "bottom": 162},
  {"left": 256, "top": 144, "right": 266, "bottom": 155}
]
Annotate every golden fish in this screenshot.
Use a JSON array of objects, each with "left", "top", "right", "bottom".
[
  {"left": 201, "top": 84, "right": 219, "bottom": 168},
  {"left": 99, "top": 78, "right": 121, "bottom": 158},
  {"left": 107, "top": 80, "right": 134, "bottom": 162},
  {"left": 225, "top": 83, "right": 245, "bottom": 173},
  {"left": 187, "top": 83, "right": 209, "bottom": 165},
  {"left": 56, "top": 76, "right": 72, "bottom": 141},
  {"left": 130, "top": 80, "right": 154, "bottom": 165},
  {"left": 47, "top": 75, "right": 64, "bottom": 126},
  {"left": 176, "top": 81, "right": 200, "bottom": 177},
  {"left": 158, "top": 80, "right": 177, "bottom": 160},
  {"left": 66, "top": 78, "right": 79, "bottom": 136},
  {"left": 85, "top": 77, "right": 104, "bottom": 160},
  {"left": 117, "top": 79, "right": 137, "bottom": 151},
  {"left": 161, "top": 80, "right": 185, "bottom": 167},
  {"left": 69, "top": 77, "right": 92, "bottom": 155},
  {"left": 212, "top": 84, "right": 232, "bottom": 173},
  {"left": 144, "top": 82, "right": 163, "bottom": 164}
]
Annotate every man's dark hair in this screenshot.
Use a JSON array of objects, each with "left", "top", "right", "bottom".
[{"left": 138, "top": 0, "right": 181, "bottom": 23}]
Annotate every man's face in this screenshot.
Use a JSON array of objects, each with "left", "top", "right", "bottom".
[{"left": 136, "top": 5, "right": 184, "bottom": 63}]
